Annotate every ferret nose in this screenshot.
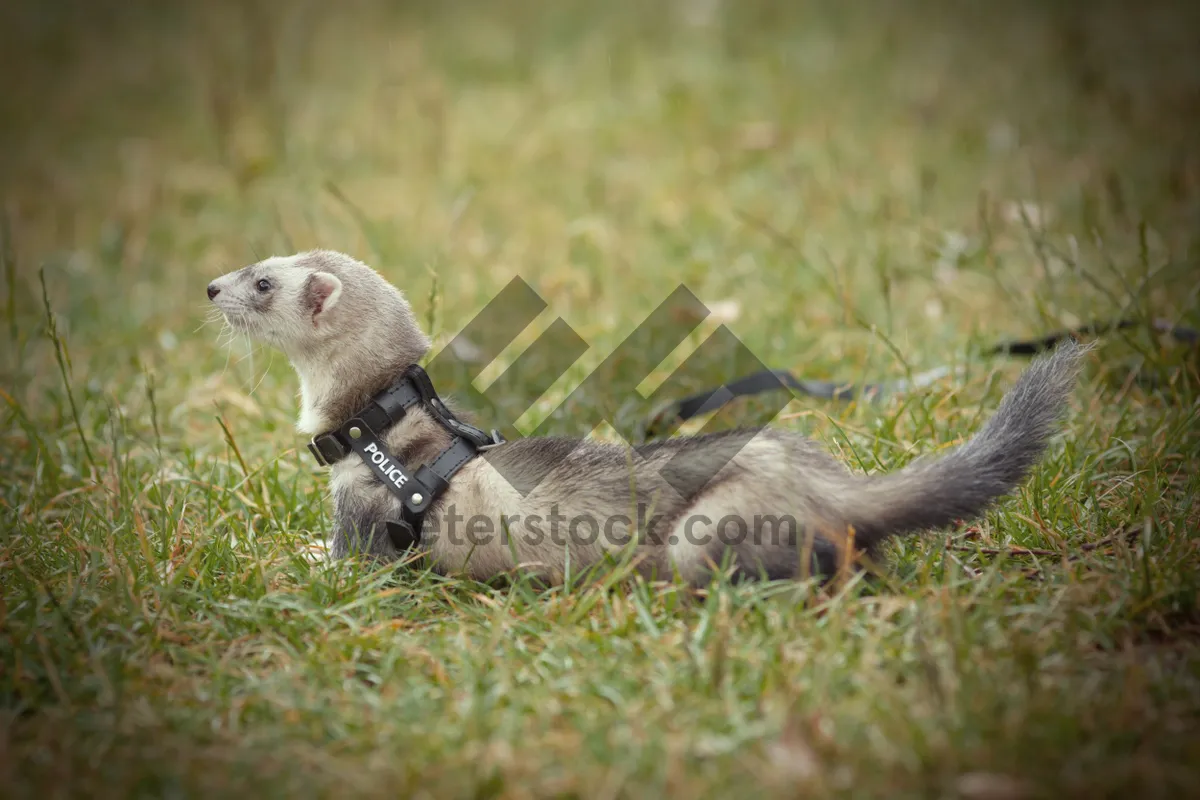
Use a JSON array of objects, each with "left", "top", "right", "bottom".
[{"left": 207, "top": 283, "right": 220, "bottom": 300}]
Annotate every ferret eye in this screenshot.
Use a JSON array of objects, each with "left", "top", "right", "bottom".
[{"left": 256, "top": 278, "right": 272, "bottom": 292}]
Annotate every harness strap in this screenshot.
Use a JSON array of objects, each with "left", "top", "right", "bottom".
[
  {"left": 307, "top": 376, "right": 424, "bottom": 467},
  {"left": 307, "top": 365, "right": 501, "bottom": 554}
]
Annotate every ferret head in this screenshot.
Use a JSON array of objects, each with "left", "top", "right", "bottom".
[
  {"left": 207, "top": 249, "right": 431, "bottom": 432},
  {"left": 206, "top": 250, "right": 355, "bottom": 352}
]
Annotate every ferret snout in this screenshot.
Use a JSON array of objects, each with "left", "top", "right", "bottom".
[{"left": 207, "top": 283, "right": 221, "bottom": 300}]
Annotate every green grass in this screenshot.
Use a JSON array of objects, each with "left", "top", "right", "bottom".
[{"left": 2, "top": 0, "right": 1200, "bottom": 797}]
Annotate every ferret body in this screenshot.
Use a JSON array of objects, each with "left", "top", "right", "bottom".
[{"left": 207, "top": 250, "right": 1085, "bottom": 585}]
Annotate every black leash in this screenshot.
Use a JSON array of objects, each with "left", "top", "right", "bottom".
[
  {"left": 983, "top": 317, "right": 1196, "bottom": 355},
  {"left": 307, "top": 364, "right": 503, "bottom": 553},
  {"left": 643, "top": 317, "right": 1197, "bottom": 436}
]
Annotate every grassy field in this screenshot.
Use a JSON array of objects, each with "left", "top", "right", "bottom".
[{"left": 2, "top": 0, "right": 1199, "bottom": 797}]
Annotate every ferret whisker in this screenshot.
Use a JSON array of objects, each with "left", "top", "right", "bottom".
[
  {"left": 249, "top": 347, "right": 275, "bottom": 396},
  {"left": 234, "top": 335, "right": 257, "bottom": 371},
  {"left": 194, "top": 308, "right": 226, "bottom": 334},
  {"left": 247, "top": 334, "right": 257, "bottom": 378},
  {"left": 219, "top": 321, "right": 235, "bottom": 377}
]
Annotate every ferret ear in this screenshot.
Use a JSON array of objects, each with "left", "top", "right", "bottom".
[{"left": 305, "top": 272, "right": 343, "bottom": 321}]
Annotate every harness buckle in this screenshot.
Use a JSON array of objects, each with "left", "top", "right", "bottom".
[
  {"left": 479, "top": 428, "right": 506, "bottom": 451},
  {"left": 307, "top": 440, "right": 328, "bottom": 467},
  {"left": 308, "top": 432, "right": 349, "bottom": 467}
]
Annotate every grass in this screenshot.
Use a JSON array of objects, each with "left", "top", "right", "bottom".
[{"left": 2, "top": 0, "right": 1199, "bottom": 796}]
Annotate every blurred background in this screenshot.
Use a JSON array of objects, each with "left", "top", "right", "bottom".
[
  {"left": 3, "top": 4, "right": 1200, "bottom": 795},
  {"left": 1, "top": 0, "right": 1198, "bottom": 425}
]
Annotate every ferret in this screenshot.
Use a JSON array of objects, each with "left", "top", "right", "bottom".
[{"left": 206, "top": 249, "right": 1086, "bottom": 585}]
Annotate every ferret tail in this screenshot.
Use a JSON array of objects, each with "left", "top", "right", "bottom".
[{"left": 832, "top": 339, "right": 1088, "bottom": 550}]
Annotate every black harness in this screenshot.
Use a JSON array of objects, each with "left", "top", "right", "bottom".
[{"left": 306, "top": 365, "right": 503, "bottom": 552}]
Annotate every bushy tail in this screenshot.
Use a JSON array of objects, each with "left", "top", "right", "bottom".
[{"left": 838, "top": 340, "right": 1088, "bottom": 548}]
